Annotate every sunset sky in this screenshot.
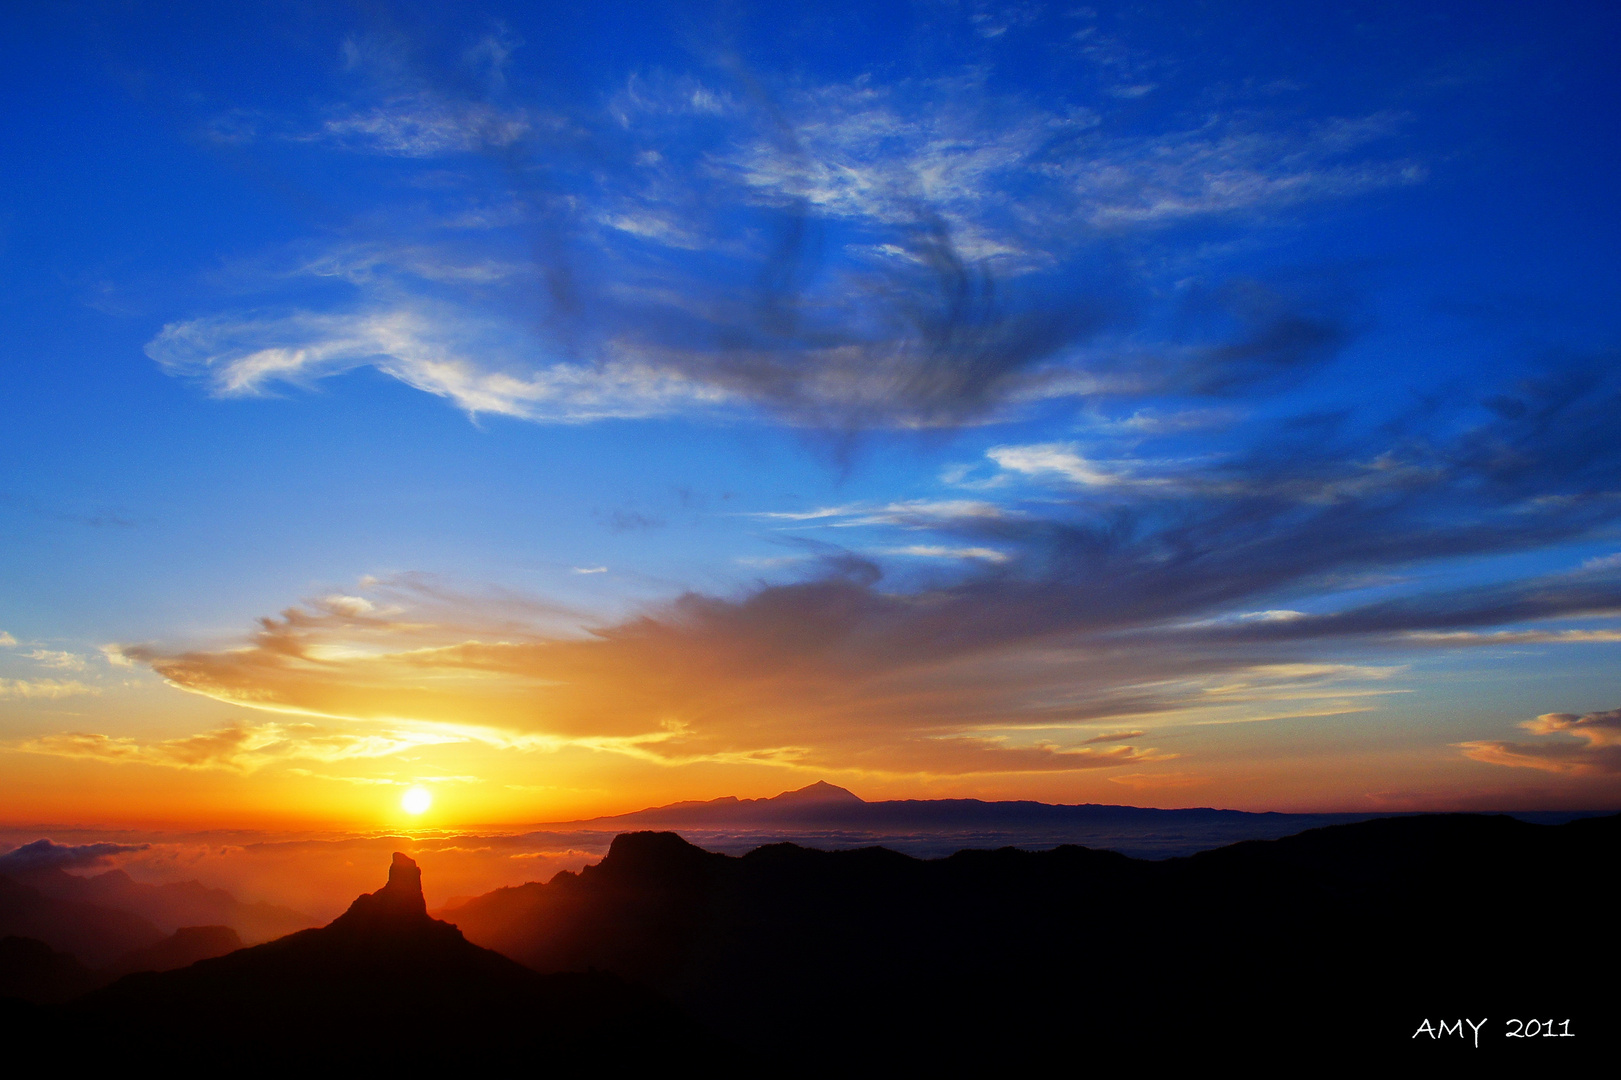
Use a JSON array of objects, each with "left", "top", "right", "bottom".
[{"left": 3, "top": 0, "right": 1620, "bottom": 831}]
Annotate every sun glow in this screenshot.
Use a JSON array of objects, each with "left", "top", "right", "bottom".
[{"left": 401, "top": 786, "right": 432, "bottom": 815}]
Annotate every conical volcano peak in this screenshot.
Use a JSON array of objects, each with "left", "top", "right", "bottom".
[{"left": 770, "top": 781, "right": 863, "bottom": 805}]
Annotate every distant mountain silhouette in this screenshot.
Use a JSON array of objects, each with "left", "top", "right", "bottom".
[
  {"left": 0, "top": 924, "right": 244, "bottom": 1004},
  {"left": 11, "top": 864, "right": 313, "bottom": 943},
  {"left": 764, "top": 779, "right": 864, "bottom": 804},
  {"left": 532, "top": 781, "right": 1418, "bottom": 858},
  {"left": 0, "top": 935, "right": 95, "bottom": 1004},
  {"left": 441, "top": 813, "right": 1614, "bottom": 1063},
  {"left": 0, "top": 873, "right": 163, "bottom": 966},
  {"left": 104, "top": 924, "right": 242, "bottom": 979},
  {"left": 34, "top": 852, "right": 708, "bottom": 1066}
]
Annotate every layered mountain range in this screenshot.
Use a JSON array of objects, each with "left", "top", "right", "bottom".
[
  {"left": 6, "top": 851, "right": 701, "bottom": 1065},
  {"left": 0, "top": 844, "right": 316, "bottom": 999},
  {"left": 436, "top": 813, "right": 1610, "bottom": 1060},
  {"left": 2, "top": 806, "right": 1610, "bottom": 1064},
  {"left": 520, "top": 781, "right": 1585, "bottom": 859}
]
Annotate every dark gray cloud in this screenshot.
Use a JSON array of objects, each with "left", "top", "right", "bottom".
[{"left": 0, "top": 840, "right": 149, "bottom": 874}]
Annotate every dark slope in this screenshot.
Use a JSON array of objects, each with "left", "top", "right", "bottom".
[
  {"left": 442, "top": 813, "right": 1615, "bottom": 1063},
  {"left": 0, "top": 925, "right": 243, "bottom": 1003},
  {"left": 103, "top": 924, "right": 242, "bottom": 978},
  {"left": 0, "top": 874, "right": 164, "bottom": 966},
  {"left": 0, "top": 935, "right": 96, "bottom": 1004},
  {"left": 50, "top": 852, "right": 709, "bottom": 1067}
]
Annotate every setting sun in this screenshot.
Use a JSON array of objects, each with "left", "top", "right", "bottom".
[{"left": 401, "top": 787, "right": 432, "bottom": 815}]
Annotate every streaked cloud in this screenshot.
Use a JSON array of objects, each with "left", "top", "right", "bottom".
[
  {"left": 876, "top": 545, "right": 1010, "bottom": 563},
  {"left": 24, "top": 649, "right": 88, "bottom": 671},
  {"left": 0, "top": 678, "right": 99, "bottom": 699},
  {"left": 1458, "top": 708, "right": 1621, "bottom": 775},
  {"left": 16, "top": 720, "right": 475, "bottom": 773},
  {"left": 987, "top": 442, "right": 1156, "bottom": 488},
  {"left": 97, "top": 353, "right": 1621, "bottom": 781},
  {"left": 147, "top": 307, "right": 733, "bottom": 422},
  {"left": 1070, "top": 113, "right": 1424, "bottom": 226},
  {"left": 749, "top": 500, "right": 1011, "bottom": 527},
  {"left": 154, "top": 31, "right": 1419, "bottom": 435},
  {"left": 310, "top": 96, "right": 537, "bottom": 157}
]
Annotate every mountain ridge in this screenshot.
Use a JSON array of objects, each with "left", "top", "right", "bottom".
[
  {"left": 9, "top": 864, "right": 314, "bottom": 943},
  {"left": 436, "top": 812, "right": 1614, "bottom": 1063},
  {"left": 549, "top": 779, "right": 1312, "bottom": 826},
  {"left": 38, "top": 850, "right": 709, "bottom": 1066}
]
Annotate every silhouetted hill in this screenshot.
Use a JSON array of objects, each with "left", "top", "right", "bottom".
[
  {"left": 11, "top": 865, "right": 313, "bottom": 943},
  {"left": 0, "top": 936, "right": 96, "bottom": 1004},
  {"left": 441, "top": 814, "right": 1614, "bottom": 1063},
  {"left": 38, "top": 852, "right": 709, "bottom": 1066},
  {"left": 0, "top": 924, "right": 244, "bottom": 1004},
  {"left": 104, "top": 924, "right": 242, "bottom": 979},
  {"left": 0, "top": 874, "right": 163, "bottom": 966}
]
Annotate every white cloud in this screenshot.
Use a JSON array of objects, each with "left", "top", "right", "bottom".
[
  {"left": 0, "top": 631, "right": 15, "bottom": 647},
  {"left": 100, "top": 644, "right": 135, "bottom": 668},
  {"left": 1069, "top": 113, "right": 1424, "bottom": 227},
  {"left": 1238, "top": 610, "right": 1307, "bottom": 623},
  {"left": 146, "top": 307, "right": 735, "bottom": 421},
  {"left": 987, "top": 442, "right": 1149, "bottom": 488},
  {"left": 0, "top": 678, "right": 99, "bottom": 699},
  {"left": 308, "top": 95, "right": 535, "bottom": 157},
  {"left": 295, "top": 244, "right": 526, "bottom": 285},
  {"left": 572, "top": 566, "right": 608, "bottom": 575},
  {"left": 167, "top": 71, "right": 1425, "bottom": 432},
  {"left": 25, "top": 649, "right": 87, "bottom": 671},
  {"left": 750, "top": 499, "right": 1010, "bottom": 527},
  {"left": 719, "top": 82, "right": 1420, "bottom": 265},
  {"left": 877, "top": 545, "right": 1010, "bottom": 563},
  {"left": 1404, "top": 628, "right": 1621, "bottom": 645}
]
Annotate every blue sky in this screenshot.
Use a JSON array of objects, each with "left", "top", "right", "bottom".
[{"left": 2, "top": 0, "right": 1619, "bottom": 822}]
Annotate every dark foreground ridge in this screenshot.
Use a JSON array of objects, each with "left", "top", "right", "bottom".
[
  {"left": 3, "top": 852, "right": 703, "bottom": 1067},
  {"left": 3, "top": 814, "right": 1611, "bottom": 1066},
  {"left": 441, "top": 812, "right": 1616, "bottom": 1063}
]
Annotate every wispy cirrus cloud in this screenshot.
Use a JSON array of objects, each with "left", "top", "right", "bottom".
[
  {"left": 1458, "top": 708, "right": 1621, "bottom": 775},
  {"left": 100, "top": 355, "right": 1621, "bottom": 781},
  {"left": 308, "top": 95, "right": 538, "bottom": 157},
  {"left": 748, "top": 499, "right": 1012, "bottom": 527},
  {"left": 16, "top": 720, "right": 475, "bottom": 774},
  {"left": 146, "top": 307, "right": 733, "bottom": 421},
  {"left": 0, "top": 678, "right": 99, "bottom": 699},
  {"left": 157, "top": 17, "right": 1420, "bottom": 436},
  {"left": 1068, "top": 113, "right": 1425, "bottom": 227}
]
